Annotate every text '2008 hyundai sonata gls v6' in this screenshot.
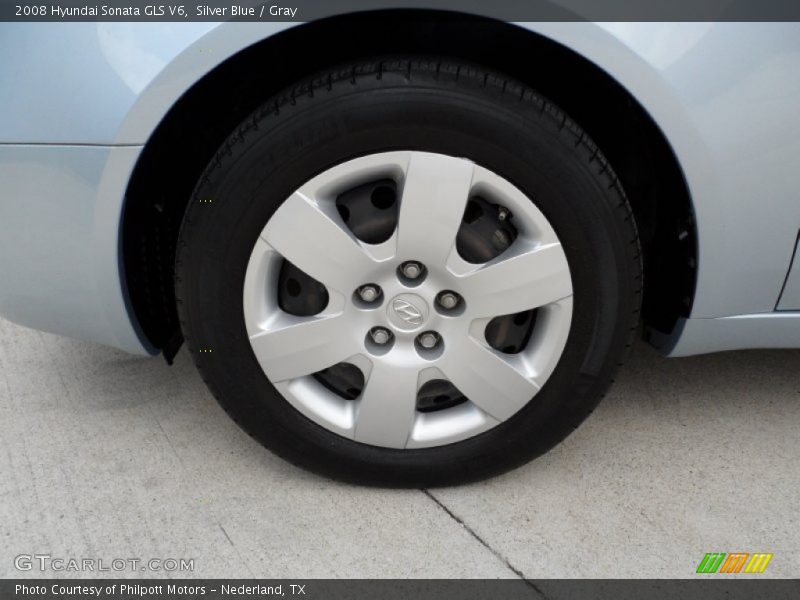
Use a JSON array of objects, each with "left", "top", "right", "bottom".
[{"left": 1, "top": 11, "right": 800, "bottom": 486}]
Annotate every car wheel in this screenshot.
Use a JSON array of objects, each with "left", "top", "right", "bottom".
[{"left": 175, "top": 58, "right": 641, "bottom": 486}]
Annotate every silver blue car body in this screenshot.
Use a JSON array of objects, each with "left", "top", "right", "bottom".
[{"left": 1, "top": 17, "right": 800, "bottom": 357}]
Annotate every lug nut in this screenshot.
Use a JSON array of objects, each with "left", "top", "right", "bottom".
[
  {"left": 370, "top": 327, "right": 392, "bottom": 345},
  {"left": 498, "top": 206, "right": 510, "bottom": 221},
  {"left": 417, "top": 331, "right": 440, "bottom": 349},
  {"left": 437, "top": 291, "right": 460, "bottom": 310},
  {"left": 400, "top": 261, "right": 423, "bottom": 279},
  {"left": 358, "top": 284, "right": 380, "bottom": 303}
]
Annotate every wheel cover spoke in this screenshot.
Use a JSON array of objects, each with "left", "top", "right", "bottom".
[
  {"left": 395, "top": 153, "right": 475, "bottom": 265},
  {"left": 262, "top": 191, "right": 376, "bottom": 293},
  {"left": 249, "top": 313, "right": 357, "bottom": 383},
  {"left": 354, "top": 362, "right": 419, "bottom": 448},
  {"left": 439, "top": 337, "right": 540, "bottom": 421},
  {"left": 459, "top": 242, "right": 573, "bottom": 318}
]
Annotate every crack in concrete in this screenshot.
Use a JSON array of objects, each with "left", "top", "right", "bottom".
[
  {"left": 218, "top": 523, "right": 257, "bottom": 578},
  {"left": 422, "top": 489, "right": 550, "bottom": 599}
]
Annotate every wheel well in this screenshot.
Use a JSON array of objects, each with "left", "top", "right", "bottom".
[{"left": 122, "top": 10, "right": 697, "bottom": 356}]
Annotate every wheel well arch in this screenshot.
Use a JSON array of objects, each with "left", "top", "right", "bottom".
[{"left": 122, "top": 10, "right": 697, "bottom": 356}]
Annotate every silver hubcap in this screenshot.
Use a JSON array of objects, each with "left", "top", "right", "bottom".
[{"left": 243, "top": 151, "right": 573, "bottom": 449}]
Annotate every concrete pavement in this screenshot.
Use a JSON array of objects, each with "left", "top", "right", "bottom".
[{"left": 1, "top": 317, "right": 798, "bottom": 578}]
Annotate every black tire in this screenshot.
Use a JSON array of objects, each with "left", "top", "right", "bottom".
[{"left": 175, "top": 58, "right": 642, "bottom": 487}]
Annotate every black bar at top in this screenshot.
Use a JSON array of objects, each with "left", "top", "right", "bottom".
[{"left": 3, "top": 0, "right": 800, "bottom": 22}]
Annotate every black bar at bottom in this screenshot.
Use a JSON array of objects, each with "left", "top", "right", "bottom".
[{"left": 2, "top": 579, "right": 799, "bottom": 600}]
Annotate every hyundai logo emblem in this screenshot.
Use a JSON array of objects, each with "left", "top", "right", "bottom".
[{"left": 392, "top": 299, "right": 423, "bottom": 325}]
